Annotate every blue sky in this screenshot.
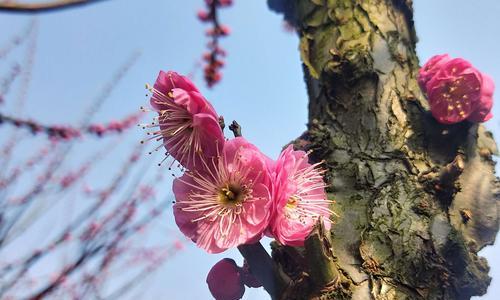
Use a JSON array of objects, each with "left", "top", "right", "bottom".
[{"left": 0, "top": 0, "right": 498, "bottom": 299}]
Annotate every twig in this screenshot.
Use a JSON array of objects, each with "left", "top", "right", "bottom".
[
  {"left": 197, "top": 0, "right": 232, "bottom": 87},
  {"left": 0, "top": 111, "right": 143, "bottom": 140},
  {"left": 218, "top": 116, "right": 225, "bottom": 130},
  {"left": 0, "top": 0, "right": 111, "bottom": 13},
  {"left": 228, "top": 120, "right": 241, "bottom": 137}
]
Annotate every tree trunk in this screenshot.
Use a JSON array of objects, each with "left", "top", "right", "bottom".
[{"left": 268, "top": 0, "right": 500, "bottom": 299}]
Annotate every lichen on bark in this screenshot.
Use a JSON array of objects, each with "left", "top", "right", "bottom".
[{"left": 268, "top": 0, "right": 500, "bottom": 299}]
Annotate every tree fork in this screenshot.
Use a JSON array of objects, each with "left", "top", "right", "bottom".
[{"left": 268, "top": 0, "right": 499, "bottom": 299}]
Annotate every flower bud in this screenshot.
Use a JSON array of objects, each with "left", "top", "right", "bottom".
[
  {"left": 419, "top": 55, "right": 494, "bottom": 124},
  {"left": 206, "top": 258, "right": 245, "bottom": 300}
]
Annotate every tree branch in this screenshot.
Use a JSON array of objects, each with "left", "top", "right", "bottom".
[
  {"left": 304, "top": 219, "right": 340, "bottom": 292},
  {"left": 0, "top": 0, "right": 110, "bottom": 13}
]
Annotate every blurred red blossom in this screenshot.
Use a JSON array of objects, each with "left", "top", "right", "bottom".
[{"left": 197, "top": 0, "right": 233, "bottom": 87}]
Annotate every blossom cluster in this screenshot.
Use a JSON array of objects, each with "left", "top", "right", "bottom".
[
  {"left": 145, "top": 70, "right": 334, "bottom": 299},
  {"left": 418, "top": 54, "right": 494, "bottom": 124},
  {"left": 197, "top": 0, "right": 232, "bottom": 87},
  {"left": 145, "top": 70, "right": 333, "bottom": 253}
]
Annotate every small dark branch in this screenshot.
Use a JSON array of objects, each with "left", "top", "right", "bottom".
[
  {"left": 304, "top": 219, "right": 340, "bottom": 292},
  {"left": 435, "top": 153, "right": 465, "bottom": 207},
  {"left": 419, "top": 153, "right": 465, "bottom": 207},
  {"left": 0, "top": 0, "right": 110, "bottom": 13},
  {"left": 438, "top": 153, "right": 465, "bottom": 188},
  {"left": 229, "top": 120, "right": 241, "bottom": 137},
  {"left": 459, "top": 209, "right": 472, "bottom": 224},
  {"left": 0, "top": 64, "right": 21, "bottom": 104},
  {"left": 28, "top": 246, "right": 103, "bottom": 300},
  {"left": 238, "top": 242, "right": 291, "bottom": 299},
  {"left": 218, "top": 115, "right": 225, "bottom": 130}
]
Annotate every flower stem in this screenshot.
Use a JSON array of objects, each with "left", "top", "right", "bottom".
[{"left": 238, "top": 242, "right": 290, "bottom": 299}]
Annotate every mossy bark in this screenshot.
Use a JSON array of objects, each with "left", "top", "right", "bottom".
[{"left": 268, "top": 0, "right": 500, "bottom": 299}]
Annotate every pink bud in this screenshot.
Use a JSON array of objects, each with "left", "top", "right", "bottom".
[
  {"left": 212, "top": 59, "right": 225, "bottom": 68},
  {"left": 206, "top": 25, "right": 231, "bottom": 37},
  {"left": 419, "top": 55, "right": 494, "bottom": 124},
  {"left": 60, "top": 174, "right": 75, "bottom": 188},
  {"left": 203, "top": 52, "right": 212, "bottom": 62},
  {"left": 218, "top": 25, "right": 231, "bottom": 36},
  {"left": 206, "top": 258, "right": 245, "bottom": 300},
  {"left": 174, "top": 240, "right": 184, "bottom": 250},
  {"left": 215, "top": 47, "right": 227, "bottom": 56},
  {"left": 197, "top": 10, "right": 211, "bottom": 22},
  {"left": 218, "top": 0, "right": 233, "bottom": 7}
]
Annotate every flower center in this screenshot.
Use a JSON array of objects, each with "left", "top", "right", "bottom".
[
  {"left": 286, "top": 195, "right": 299, "bottom": 209},
  {"left": 218, "top": 184, "right": 244, "bottom": 205}
]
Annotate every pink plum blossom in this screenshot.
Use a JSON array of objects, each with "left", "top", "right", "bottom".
[
  {"left": 173, "top": 137, "right": 272, "bottom": 253},
  {"left": 268, "top": 145, "right": 334, "bottom": 247},
  {"left": 419, "top": 55, "right": 494, "bottom": 124},
  {"left": 147, "top": 71, "right": 224, "bottom": 170},
  {"left": 206, "top": 258, "right": 245, "bottom": 300}
]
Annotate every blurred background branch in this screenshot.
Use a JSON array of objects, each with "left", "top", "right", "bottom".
[
  {"left": 0, "top": 0, "right": 110, "bottom": 13},
  {"left": 0, "top": 18, "right": 182, "bottom": 299}
]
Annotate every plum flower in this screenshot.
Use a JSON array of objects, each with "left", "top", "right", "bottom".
[
  {"left": 268, "top": 145, "right": 334, "bottom": 247},
  {"left": 173, "top": 137, "right": 272, "bottom": 253},
  {"left": 418, "top": 55, "right": 494, "bottom": 124},
  {"left": 206, "top": 258, "right": 245, "bottom": 300},
  {"left": 144, "top": 71, "right": 224, "bottom": 169}
]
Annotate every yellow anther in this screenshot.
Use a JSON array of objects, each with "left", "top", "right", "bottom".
[
  {"left": 286, "top": 196, "right": 299, "bottom": 209},
  {"left": 221, "top": 187, "right": 236, "bottom": 201}
]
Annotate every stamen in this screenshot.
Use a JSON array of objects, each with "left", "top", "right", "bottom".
[{"left": 176, "top": 147, "right": 259, "bottom": 245}]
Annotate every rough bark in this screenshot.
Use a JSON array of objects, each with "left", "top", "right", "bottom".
[{"left": 267, "top": 0, "right": 500, "bottom": 299}]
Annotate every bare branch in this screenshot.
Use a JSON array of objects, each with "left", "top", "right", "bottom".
[{"left": 0, "top": 0, "right": 110, "bottom": 13}]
